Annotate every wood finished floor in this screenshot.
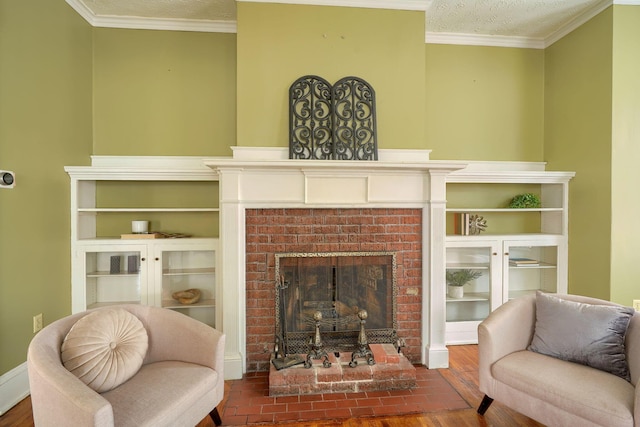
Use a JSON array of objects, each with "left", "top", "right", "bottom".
[{"left": 0, "top": 345, "right": 542, "bottom": 427}]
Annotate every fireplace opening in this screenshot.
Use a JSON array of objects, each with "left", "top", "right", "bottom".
[{"left": 274, "top": 251, "right": 398, "bottom": 357}]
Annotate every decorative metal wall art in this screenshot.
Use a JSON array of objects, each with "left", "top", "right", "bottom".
[{"left": 289, "top": 75, "right": 378, "bottom": 160}]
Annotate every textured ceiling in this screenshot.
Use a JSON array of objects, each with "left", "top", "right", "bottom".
[
  {"left": 427, "top": 0, "right": 606, "bottom": 39},
  {"left": 74, "top": 0, "right": 616, "bottom": 44}
]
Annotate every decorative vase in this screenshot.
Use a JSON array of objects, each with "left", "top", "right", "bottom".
[{"left": 448, "top": 285, "right": 464, "bottom": 299}]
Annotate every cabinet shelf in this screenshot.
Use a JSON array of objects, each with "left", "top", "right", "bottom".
[
  {"left": 87, "top": 271, "right": 139, "bottom": 278},
  {"left": 162, "top": 298, "right": 215, "bottom": 309},
  {"left": 163, "top": 267, "right": 215, "bottom": 276},
  {"left": 446, "top": 292, "right": 490, "bottom": 303},
  {"left": 88, "top": 301, "right": 140, "bottom": 309},
  {"left": 446, "top": 263, "right": 490, "bottom": 270}
]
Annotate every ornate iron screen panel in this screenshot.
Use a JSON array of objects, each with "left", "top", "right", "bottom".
[
  {"left": 289, "top": 75, "right": 378, "bottom": 161},
  {"left": 274, "top": 252, "right": 397, "bottom": 355}
]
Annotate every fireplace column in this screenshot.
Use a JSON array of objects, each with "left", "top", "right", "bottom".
[
  {"left": 217, "top": 167, "right": 246, "bottom": 379},
  {"left": 424, "top": 169, "right": 450, "bottom": 368}
]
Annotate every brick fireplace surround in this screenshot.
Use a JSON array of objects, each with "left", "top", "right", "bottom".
[
  {"left": 204, "top": 147, "right": 465, "bottom": 380},
  {"left": 245, "top": 207, "right": 422, "bottom": 372}
]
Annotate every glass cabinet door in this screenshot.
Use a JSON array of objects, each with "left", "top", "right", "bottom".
[
  {"left": 503, "top": 239, "right": 562, "bottom": 302},
  {"left": 158, "top": 247, "right": 216, "bottom": 327},
  {"left": 83, "top": 246, "right": 148, "bottom": 309},
  {"left": 446, "top": 244, "right": 497, "bottom": 323}
]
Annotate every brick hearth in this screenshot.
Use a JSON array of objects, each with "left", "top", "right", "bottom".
[
  {"left": 269, "top": 344, "right": 416, "bottom": 396},
  {"left": 245, "top": 208, "right": 422, "bottom": 372}
]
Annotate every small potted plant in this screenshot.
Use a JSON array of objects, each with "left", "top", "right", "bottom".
[{"left": 446, "top": 269, "right": 483, "bottom": 298}]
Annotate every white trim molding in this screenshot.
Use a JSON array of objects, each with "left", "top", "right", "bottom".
[
  {"left": 426, "top": 32, "right": 545, "bottom": 49},
  {"left": 0, "top": 363, "right": 29, "bottom": 416},
  {"left": 544, "top": 0, "right": 613, "bottom": 47},
  {"left": 236, "top": 0, "right": 432, "bottom": 11},
  {"left": 64, "top": 0, "right": 237, "bottom": 33}
]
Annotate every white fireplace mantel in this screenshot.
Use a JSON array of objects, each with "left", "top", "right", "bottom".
[{"left": 204, "top": 147, "right": 467, "bottom": 379}]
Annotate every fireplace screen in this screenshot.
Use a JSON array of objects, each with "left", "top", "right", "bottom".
[{"left": 275, "top": 252, "right": 397, "bottom": 355}]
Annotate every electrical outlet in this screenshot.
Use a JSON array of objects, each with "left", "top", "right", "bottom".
[
  {"left": 633, "top": 300, "right": 640, "bottom": 312},
  {"left": 33, "top": 313, "right": 43, "bottom": 333}
]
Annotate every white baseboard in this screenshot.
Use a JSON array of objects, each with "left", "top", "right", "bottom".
[
  {"left": 224, "top": 354, "right": 244, "bottom": 380},
  {"left": 0, "top": 362, "right": 29, "bottom": 415}
]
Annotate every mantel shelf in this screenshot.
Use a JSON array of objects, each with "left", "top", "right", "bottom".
[
  {"left": 78, "top": 208, "right": 219, "bottom": 213},
  {"left": 446, "top": 207, "right": 563, "bottom": 213}
]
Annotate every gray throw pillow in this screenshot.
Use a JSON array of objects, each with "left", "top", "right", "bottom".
[{"left": 528, "top": 291, "right": 634, "bottom": 381}]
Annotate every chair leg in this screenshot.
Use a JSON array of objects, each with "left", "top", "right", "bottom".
[
  {"left": 209, "top": 407, "right": 222, "bottom": 426},
  {"left": 477, "top": 395, "right": 494, "bottom": 415}
]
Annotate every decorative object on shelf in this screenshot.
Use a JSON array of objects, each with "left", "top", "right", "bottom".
[
  {"left": 509, "top": 257, "right": 540, "bottom": 267},
  {"left": 127, "top": 255, "right": 139, "bottom": 274},
  {"left": 109, "top": 256, "right": 121, "bottom": 274},
  {"left": 131, "top": 220, "right": 149, "bottom": 234},
  {"left": 172, "top": 288, "right": 201, "bottom": 305},
  {"left": 289, "top": 75, "right": 377, "bottom": 161},
  {"left": 454, "top": 213, "right": 470, "bottom": 235},
  {"left": 446, "top": 269, "right": 483, "bottom": 299},
  {"left": 508, "top": 193, "right": 541, "bottom": 208},
  {"left": 468, "top": 214, "right": 487, "bottom": 235}
]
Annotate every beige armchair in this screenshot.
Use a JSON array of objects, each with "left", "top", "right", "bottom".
[
  {"left": 27, "top": 304, "right": 225, "bottom": 427},
  {"left": 477, "top": 293, "right": 640, "bottom": 427}
]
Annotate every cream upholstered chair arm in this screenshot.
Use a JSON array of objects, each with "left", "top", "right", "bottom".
[
  {"left": 477, "top": 294, "right": 536, "bottom": 392},
  {"left": 27, "top": 312, "right": 115, "bottom": 426}
]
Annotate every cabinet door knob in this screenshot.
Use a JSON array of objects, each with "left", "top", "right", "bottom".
[
  {"left": 493, "top": 252, "right": 497, "bottom": 256},
  {"left": 141, "top": 257, "right": 146, "bottom": 261},
  {"left": 504, "top": 252, "right": 509, "bottom": 256},
  {"left": 155, "top": 257, "right": 160, "bottom": 261}
]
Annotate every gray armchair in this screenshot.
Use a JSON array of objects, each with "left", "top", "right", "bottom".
[{"left": 27, "top": 304, "right": 225, "bottom": 427}]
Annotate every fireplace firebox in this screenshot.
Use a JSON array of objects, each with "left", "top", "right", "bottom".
[{"left": 274, "top": 252, "right": 399, "bottom": 360}]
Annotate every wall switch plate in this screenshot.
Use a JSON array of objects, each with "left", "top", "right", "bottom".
[
  {"left": 33, "top": 313, "right": 43, "bottom": 333},
  {"left": 633, "top": 300, "right": 640, "bottom": 312}
]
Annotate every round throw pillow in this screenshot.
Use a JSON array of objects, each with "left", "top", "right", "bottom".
[{"left": 61, "top": 308, "right": 148, "bottom": 393}]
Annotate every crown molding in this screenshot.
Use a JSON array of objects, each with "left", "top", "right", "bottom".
[
  {"left": 544, "top": 0, "right": 612, "bottom": 47},
  {"left": 235, "top": 0, "right": 432, "bottom": 11},
  {"left": 426, "top": 32, "right": 545, "bottom": 49},
  {"left": 93, "top": 16, "right": 236, "bottom": 33},
  {"left": 65, "top": 0, "right": 237, "bottom": 33}
]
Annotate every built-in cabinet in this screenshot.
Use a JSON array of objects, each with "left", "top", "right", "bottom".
[
  {"left": 445, "top": 162, "right": 574, "bottom": 344},
  {"left": 76, "top": 239, "right": 218, "bottom": 326},
  {"left": 65, "top": 157, "right": 220, "bottom": 328}
]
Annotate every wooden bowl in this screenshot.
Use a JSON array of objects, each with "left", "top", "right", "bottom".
[{"left": 172, "top": 288, "right": 201, "bottom": 305}]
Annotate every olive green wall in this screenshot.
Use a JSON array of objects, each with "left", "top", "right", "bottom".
[
  {"left": 3, "top": 0, "right": 639, "bottom": 382},
  {"left": 0, "top": 0, "right": 93, "bottom": 374},
  {"left": 93, "top": 29, "right": 236, "bottom": 156},
  {"left": 610, "top": 6, "right": 640, "bottom": 305},
  {"left": 426, "top": 45, "right": 544, "bottom": 161},
  {"left": 236, "top": 3, "right": 426, "bottom": 149},
  {"left": 544, "top": 8, "right": 613, "bottom": 300}
]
